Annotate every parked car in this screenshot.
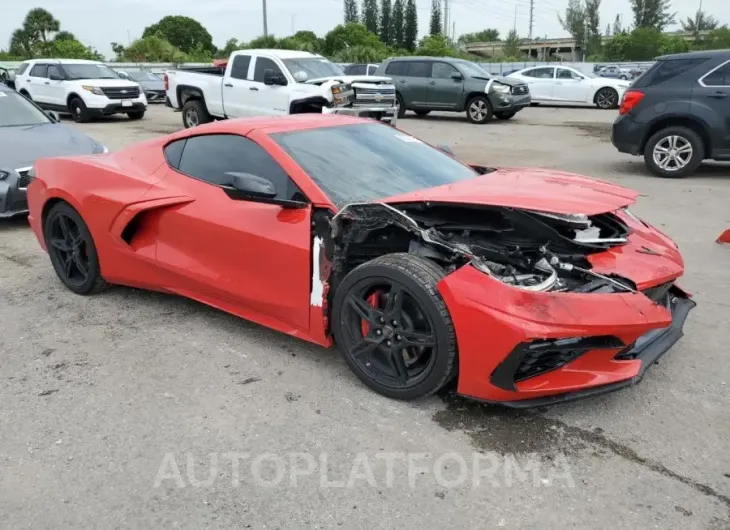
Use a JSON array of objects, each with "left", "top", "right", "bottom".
[
  {"left": 0, "top": 84, "right": 106, "bottom": 218},
  {"left": 598, "top": 65, "right": 632, "bottom": 79},
  {"left": 26, "top": 114, "right": 694, "bottom": 404},
  {"left": 375, "top": 57, "right": 530, "bottom": 124},
  {"left": 343, "top": 63, "right": 380, "bottom": 76},
  {"left": 612, "top": 49, "right": 730, "bottom": 178},
  {"left": 508, "top": 65, "right": 630, "bottom": 109},
  {"left": 117, "top": 69, "right": 166, "bottom": 103},
  {"left": 1, "top": 66, "right": 16, "bottom": 90},
  {"left": 14, "top": 59, "right": 147, "bottom": 122},
  {"left": 165, "top": 50, "right": 398, "bottom": 128}
]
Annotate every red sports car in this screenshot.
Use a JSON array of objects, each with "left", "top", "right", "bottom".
[{"left": 26, "top": 115, "right": 695, "bottom": 406}]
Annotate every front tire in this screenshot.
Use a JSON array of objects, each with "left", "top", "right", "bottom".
[
  {"left": 182, "top": 99, "right": 212, "bottom": 128},
  {"left": 396, "top": 93, "right": 406, "bottom": 119},
  {"left": 643, "top": 126, "right": 704, "bottom": 178},
  {"left": 595, "top": 87, "right": 619, "bottom": 109},
  {"left": 332, "top": 253, "right": 457, "bottom": 400},
  {"left": 127, "top": 110, "right": 145, "bottom": 120},
  {"left": 466, "top": 95, "right": 493, "bottom": 124},
  {"left": 43, "top": 202, "right": 108, "bottom": 295},
  {"left": 68, "top": 97, "right": 90, "bottom": 123}
]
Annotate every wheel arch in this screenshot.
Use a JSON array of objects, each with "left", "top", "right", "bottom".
[
  {"left": 640, "top": 116, "right": 712, "bottom": 155},
  {"left": 66, "top": 92, "right": 84, "bottom": 108},
  {"left": 289, "top": 96, "right": 329, "bottom": 114},
  {"left": 176, "top": 85, "right": 206, "bottom": 109},
  {"left": 464, "top": 91, "right": 489, "bottom": 110}
]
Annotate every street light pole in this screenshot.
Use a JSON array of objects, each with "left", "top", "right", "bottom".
[{"left": 263, "top": 0, "right": 268, "bottom": 37}]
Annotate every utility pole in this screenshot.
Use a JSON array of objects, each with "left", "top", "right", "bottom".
[
  {"left": 695, "top": 0, "right": 703, "bottom": 39},
  {"left": 452, "top": 21, "right": 455, "bottom": 42},
  {"left": 262, "top": 0, "right": 268, "bottom": 37},
  {"left": 528, "top": 0, "right": 534, "bottom": 61},
  {"left": 443, "top": 0, "right": 449, "bottom": 38},
  {"left": 513, "top": 6, "right": 517, "bottom": 32}
]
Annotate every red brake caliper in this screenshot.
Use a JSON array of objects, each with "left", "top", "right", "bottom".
[{"left": 360, "top": 291, "right": 382, "bottom": 337}]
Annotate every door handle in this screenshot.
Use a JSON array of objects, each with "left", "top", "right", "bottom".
[
  {"left": 708, "top": 91, "right": 728, "bottom": 98},
  {"left": 249, "top": 87, "right": 259, "bottom": 91},
  {"left": 44, "top": 81, "right": 50, "bottom": 84},
  {"left": 224, "top": 83, "right": 233, "bottom": 87}
]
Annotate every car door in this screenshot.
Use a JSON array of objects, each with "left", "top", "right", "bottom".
[
  {"left": 155, "top": 133, "right": 312, "bottom": 332},
  {"left": 426, "top": 61, "right": 464, "bottom": 109},
  {"left": 27, "top": 63, "right": 50, "bottom": 104},
  {"left": 695, "top": 59, "right": 730, "bottom": 154},
  {"left": 518, "top": 67, "right": 556, "bottom": 100},
  {"left": 246, "top": 56, "right": 291, "bottom": 116},
  {"left": 45, "top": 65, "right": 66, "bottom": 108},
  {"left": 221, "top": 54, "right": 254, "bottom": 118},
  {"left": 554, "top": 67, "right": 591, "bottom": 103},
  {"left": 398, "top": 61, "right": 432, "bottom": 108}
]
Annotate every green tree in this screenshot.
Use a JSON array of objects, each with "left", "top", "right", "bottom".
[
  {"left": 630, "top": 0, "right": 675, "bottom": 31},
  {"left": 558, "top": 0, "right": 586, "bottom": 56},
  {"left": 680, "top": 10, "right": 721, "bottom": 37},
  {"left": 502, "top": 29, "right": 521, "bottom": 57},
  {"left": 613, "top": 14, "right": 623, "bottom": 34},
  {"left": 122, "top": 34, "right": 187, "bottom": 63},
  {"left": 660, "top": 35, "right": 690, "bottom": 54},
  {"left": 429, "top": 0, "right": 442, "bottom": 35},
  {"left": 54, "top": 31, "right": 76, "bottom": 42},
  {"left": 457, "top": 29, "right": 500, "bottom": 44},
  {"left": 391, "top": 0, "right": 405, "bottom": 48},
  {"left": 110, "top": 42, "right": 126, "bottom": 61},
  {"left": 47, "top": 38, "right": 103, "bottom": 60},
  {"left": 605, "top": 23, "right": 612, "bottom": 37},
  {"left": 22, "top": 8, "right": 60, "bottom": 43},
  {"left": 700, "top": 27, "right": 730, "bottom": 50},
  {"left": 362, "top": 0, "right": 379, "bottom": 34},
  {"left": 142, "top": 16, "right": 215, "bottom": 54},
  {"left": 216, "top": 38, "right": 241, "bottom": 58},
  {"left": 323, "top": 22, "right": 385, "bottom": 57},
  {"left": 404, "top": 0, "right": 418, "bottom": 51},
  {"left": 247, "top": 35, "right": 280, "bottom": 48},
  {"left": 380, "top": 0, "right": 393, "bottom": 45},
  {"left": 9, "top": 30, "right": 33, "bottom": 58},
  {"left": 344, "top": 0, "right": 359, "bottom": 23},
  {"left": 585, "top": 0, "right": 602, "bottom": 56},
  {"left": 416, "top": 33, "right": 452, "bottom": 55}
]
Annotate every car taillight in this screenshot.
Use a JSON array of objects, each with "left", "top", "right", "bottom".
[
  {"left": 619, "top": 89, "right": 644, "bottom": 115},
  {"left": 164, "top": 73, "right": 169, "bottom": 91}
]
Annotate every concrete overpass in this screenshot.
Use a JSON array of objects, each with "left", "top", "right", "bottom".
[{"left": 464, "top": 31, "right": 711, "bottom": 60}]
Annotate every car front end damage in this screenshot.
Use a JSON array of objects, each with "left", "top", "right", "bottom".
[
  {"left": 312, "top": 187, "right": 694, "bottom": 406},
  {"left": 0, "top": 166, "right": 33, "bottom": 218},
  {"left": 311, "top": 77, "right": 399, "bottom": 126}
]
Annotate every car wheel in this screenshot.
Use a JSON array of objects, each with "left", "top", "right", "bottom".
[
  {"left": 495, "top": 111, "right": 516, "bottom": 120},
  {"left": 643, "top": 126, "right": 704, "bottom": 178},
  {"left": 595, "top": 87, "right": 619, "bottom": 109},
  {"left": 68, "top": 97, "right": 90, "bottom": 123},
  {"left": 332, "top": 253, "right": 457, "bottom": 400},
  {"left": 43, "top": 202, "right": 108, "bottom": 295},
  {"left": 127, "top": 111, "right": 145, "bottom": 120},
  {"left": 619, "top": 75, "right": 628, "bottom": 80},
  {"left": 182, "top": 99, "right": 212, "bottom": 128},
  {"left": 414, "top": 109, "right": 430, "bottom": 116},
  {"left": 466, "top": 96, "right": 493, "bottom": 124},
  {"left": 396, "top": 93, "right": 406, "bottom": 119}
]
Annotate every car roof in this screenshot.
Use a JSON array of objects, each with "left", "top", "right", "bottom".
[
  {"left": 234, "top": 49, "right": 322, "bottom": 59},
  {"left": 386, "top": 56, "right": 462, "bottom": 62},
  {"left": 25, "top": 58, "right": 104, "bottom": 64},
  {"left": 656, "top": 49, "right": 730, "bottom": 61}
]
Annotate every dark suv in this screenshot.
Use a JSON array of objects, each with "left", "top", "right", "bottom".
[
  {"left": 375, "top": 57, "right": 530, "bottom": 124},
  {"left": 612, "top": 49, "right": 730, "bottom": 178}
]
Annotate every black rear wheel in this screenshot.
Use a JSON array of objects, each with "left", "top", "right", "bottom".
[
  {"left": 332, "top": 253, "right": 457, "bottom": 400},
  {"left": 69, "top": 97, "right": 90, "bottom": 123},
  {"left": 44, "top": 202, "right": 107, "bottom": 295},
  {"left": 595, "top": 87, "right": 619, "bottom": 109},
  {"left": 396, "top": 93, "right": 406, "bottom": 119},
  {"left": 182, "top": 99, "right": 212, "bottom": 128}
]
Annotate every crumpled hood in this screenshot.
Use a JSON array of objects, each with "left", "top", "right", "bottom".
[
  {"left": 0, "top": 123, "right": 100, "bottom": 170},
  {"left": 305, "top": 74, "right": 393, "bottom": 85},
  {"left": 383, "top": 167, "right": 638, "bottom": 216}
]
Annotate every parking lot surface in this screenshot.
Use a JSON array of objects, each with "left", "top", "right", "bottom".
[{"left": 1, "top": 105, "right": 729, "bottom": 529}]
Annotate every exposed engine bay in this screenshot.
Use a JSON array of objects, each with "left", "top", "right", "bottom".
[{"left": 317, "top": 201, "right": 638, "bottom": 298}]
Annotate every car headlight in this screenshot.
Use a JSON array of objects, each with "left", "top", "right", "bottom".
[
  {"left": 81, "top": 85, "right": 105, "bottom": 96},
  {"left": 490, "top": 82, "right": 511, "bottom": 94}
]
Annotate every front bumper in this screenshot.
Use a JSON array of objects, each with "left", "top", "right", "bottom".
[
  {"left": 323, "top": 105, "right": 398, "bottom": 127},
  {"left": 611, "top": 113, "right": 644, "bottom": 155},
  {"left": 0, "top": 168, "right": 32, "bottom": 218},
  {"left": 488, "top": 92, "right": 531, "bottom": 113},
  {"left": 144, "top": 90, "right": 166, "bottom": 103},
  {"left": 87, "top": 102, "right": 147, "bottom": 117}
]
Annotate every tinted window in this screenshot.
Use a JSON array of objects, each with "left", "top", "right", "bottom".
[
  {"left": 405, "top": 61, "right": 432, "bottom": 78},
  {"left": 556, "top": 68, "right": 580, "bottom": 79},
  {"left": 345, "top": 64, "right": 366, "bottom": 75},
  {"left": 62, "top": 63, "right": 118, "bottom": 80},
  {"left": 633, "top": 58, "right": 709, "bottom": 87},
  {"left": 17, "top": 63, "right": 29, "bottom": 75},
  {"left": 367, "top": 65, "right": 378, "bottom": 75},
  {"left": 30, "top": 64, "right": 48, "bottom": 78},
  {"left": 385, "top": 61, "right": 406, "bottom": 75},
  {"left": 702, "top": 61, "right": 730, "bottom": 87},
  {"left": 230, "top": 55, "right": 251, "bottom": 80},
  {"left": 253, "top": 57, "right": 285, "bottom": 83},
  {"left": 177, "top": 134, "right": 304, "bottom": 201},
  {"left": 47, "top": 65, "right": 62, "bottom": 79},
  {"left": 522, "top": 67, "right": 554, "bottom": 79},
  {"left": 164, "top": 139, "right": 186, "bottom": 168},
  {"left": 0, "top": 89, "right": 52, "bottom": 127},
  {"left": 272, "top": 124, "right": 481, "bottom": 207},
  {"left": 432, "top": 62, "right": 459, "bottom": 79}
]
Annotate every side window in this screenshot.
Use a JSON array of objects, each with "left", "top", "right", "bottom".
[
  {"left": 345, "top": 64, "right": 366, "bottom": 75},
  {"left": 385, "top": 61, "right": 405, "bottom": 76},
  {"left": 367, "top": 65, "right": 378, "bottom": 76},
  {"left": 17, "top": 63, "right": 29, "bottom": 75},
  {"left": 701, "top": 61, "right": 730, "bottom": 87},
  {"left": 230, "top": 55, "right": 251, "bottom": 80},
  {"left": 47, "top": 65, "right": 62, "bottom": 79},
  {"left": 634, "top": 58, "right": 709, "bottom": 87},
  {"left": 405, "top": 61, "right": 432, "bottom": 78},
  {"left": 164, "top": 139, "right": 187, "bottom": 169},
  {"left": 523, "top": 67, "right": 554, "bottom": 79},
  {"left": 556, "top": 68, "right": 579, "bottom": 80},
  {"left": 253, "top": 57, "right": 285, "bottom": 84},
  {"left": 30, "top": 64, "right": 48, "bottom": 78},
  {"left": 432, "top": 62, "right": 459, "bottom": 79},
  {"left": 176, "top": 134, "right": 305, "bottom": 201}
]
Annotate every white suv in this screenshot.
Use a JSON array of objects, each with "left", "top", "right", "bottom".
[{"left": 14, "top": 59, "right": 147, "bottom": 122}]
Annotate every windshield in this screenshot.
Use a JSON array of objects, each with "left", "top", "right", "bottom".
[
  {"left": 271, "top": 123, "right": 479, "bottom": 207},
  {"left": 281, "top": 58, "right": 344, "bottom": 82},
  {"left": 454, "top": 60, "right": 491, "bottom": 78},
  {"left": 127, "top": 71, "right": 161, "bottom": 82},
  {"left": 0, "top": 90, "right": 51, "bottom": 127},
  {"left": 63, "top": 63, "right": 119, "bottom": 80}
]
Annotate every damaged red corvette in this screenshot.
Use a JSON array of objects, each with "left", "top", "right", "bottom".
[{"left": 26, "top": 115, "right": 695, "bottom": 407}]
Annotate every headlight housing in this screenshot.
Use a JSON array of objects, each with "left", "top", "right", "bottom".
[
  {"left": 81, "top": 85, "right": 105, "bottom": 96},
  {"left": 490, "top": 82, "right": 511, "bottom": 94},
  {"left": 0, "top": 170, "right": 8, "bottom": 181}
]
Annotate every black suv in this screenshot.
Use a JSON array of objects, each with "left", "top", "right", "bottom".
[{"left": 612, "top": 49, "right": 730, "bottom": 178}]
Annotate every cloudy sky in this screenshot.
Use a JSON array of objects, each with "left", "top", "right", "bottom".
[{"left": 2, "top": 0, "right": 723, "bottom": 58}]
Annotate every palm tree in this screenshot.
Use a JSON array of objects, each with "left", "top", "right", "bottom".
[{"left": 680, "top": 10, "right": 720, "bottom": 37}]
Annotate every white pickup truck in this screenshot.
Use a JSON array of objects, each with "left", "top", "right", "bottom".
[{"left": 165, "top": 49, "right": 399, "bottom": 128}]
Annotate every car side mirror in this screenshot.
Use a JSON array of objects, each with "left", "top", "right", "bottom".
[
  {"left": 451, "top": 73, "right": 463, "bottom": 80},
  {"left": 264, "top": 69, "right": 287, "bottom": 86},
  {"left": 226, "top": 172, "right": 277, "bottom": 199},
  {"left": 49, "top": 73, "right": 62, "bottom": 81},
  {"left": 117, "top": 71, "right": 130, "bottom": 80},
  {"left": 292, "top": 71, "right": 308, "bottom": 83},
  {"left": 46, "top": 110, "right": 60, "bottom": 122}
]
